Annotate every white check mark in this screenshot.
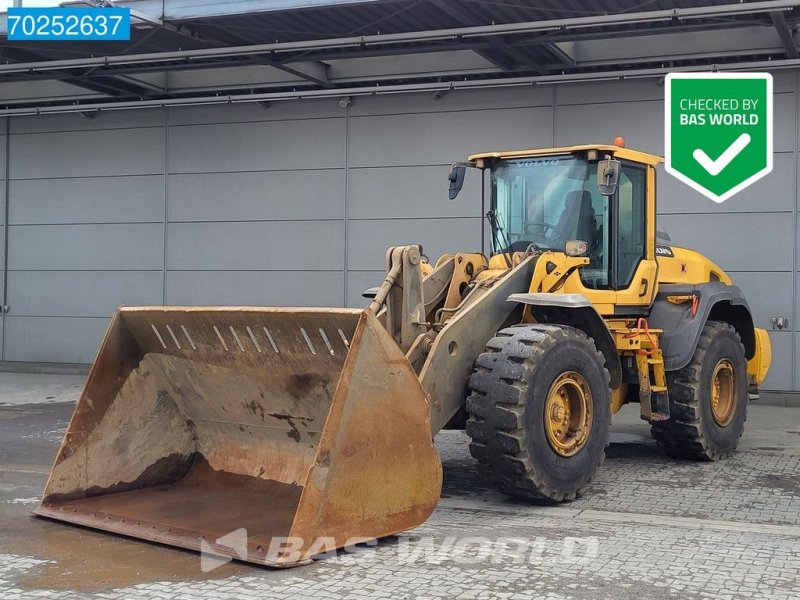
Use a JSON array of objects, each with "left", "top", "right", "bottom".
[{"left": 692, "top": 133, "right": 751, "bottom": 176}]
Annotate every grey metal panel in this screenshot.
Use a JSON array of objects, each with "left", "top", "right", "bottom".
[
  {"left": 555, "top": 99, "right": 662, "bottom": 155},
  {"left": 167, "top": 100, "right": 342, "bottom": 126},
  {"left": 3, "top": 316, "right": 109, "bottom": 363},
  {"left": 10, "top": 110, "right": 166, "bottom": 134},
  {"left": 7, "top": 224, "right": 164, "bottom": 271},
  {"left": 9, "top": 128, "right": 165, "bottom": 179},
  {"left": 166, "top": 270, "right": 343, "bottom": 307},
  {"left": 332, "top": 50, "right": 495, "bottom": 83},
  {"left": 346, "top": 270, "right": 384, "bottom": 308},
  {"left": 0, "top": 131, "right": 4, "bottom": 359},
  {"left": 166, "top": 221, "right": 344, "bottom": 271},
  {"left": 657, "top": 153, "right": 795, "bottom": 214},
  {"left": 761, "top": 330, "right": 792, "bottom": 391},
  {"left": 7, "top": 271, "right": 163, "bottom": 318},
  {"left": 795, "top": 212, "right": 800, "bottom": 274},
  {"left": 9, "top": 175, "right": 165, "bottom": 224},
  {"left": 166, "top": 65, "right": 307, "bottom": 95},
  {"left": 658, "top": 213, "right": 793, "bottom": 272},
  {"left": 168, "top": 170, "right": 344, "bottom": 222},
  {"left": 0, "top": 133, "right": 5, "bottom": 180},
  {"left": 773, "top": 92, "right": 796, "bottom": 153},
  {"left": 349, "top": 84, "right": 553, "bottom": 117},
  {"left": 115, "top": 0, "right": 381, "bottom": 21},
  {"left": 797, "top": 207, "right": 800, "bottom": 346},
  {"left": 557, "top": 78, "right": 664, "bottom": 104},
  {"left": 347, "top": 217, "right": 482, "bottom": 271},
  {"left": 0, "top": 81, "right": 97, "bottom": 104},
  {"left": 771, "top": 70, "right": 797, "bottom": 93},
  {"left": 796, "top": 332, "right": 799, "bottom": 392},
  {"left": 0, "top": 142, "right": 5, "bottom": 215},
  {"left": 168, "top": 118, "right": 345, "bottom": 173},
  {"left": 348, "top": 165, "right": 483, "bottom": 220},
  {"left": 348, "top": 107, "right": 554, "bottom": 168},
  {"left": 568, "top": 30, "right": 781, "bottom": 75},
  {"left": 728, "top": 271, "right": 792, "bottom": 330},
  {"left": 138, "top": 55, "right": 500, "bottom": 101}
]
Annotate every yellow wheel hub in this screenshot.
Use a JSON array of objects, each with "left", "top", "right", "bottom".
[
  {"left": 710, "top": 359, "right": 736, "bottom": 426},
  {"left": 543, "top": 371, "right": 593, "bottom": 457}
]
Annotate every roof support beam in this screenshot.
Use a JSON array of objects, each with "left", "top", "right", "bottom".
[
  {"left": 429, "top": 0, "right": 515, "bottom": 71},
  {"left": 0, "top": 23, "right": 778, "bottom": 85},
  {"left": 430, "top": 0, "right": 549, "bottom": 74},
  {"left": 770, "top": 11, "right": 799, "bottom": 58},
  {"left": 6, "top": 55, "right": 800, "bottom": 117},
  {"left": 142, "top": 12, "right": 336, "bottom": 89},
  {"left": 111, "top": 74, "right": 166, "bottom": 93},
  {"left": 57, "top": 76, "right": 151, "bottom": 96},
  {"left": 1, "top": 0, "right": 795, "bottom": 76},
  {"left": 260, "top": 59, "right": 333, "bottom": 87},
  {"left": 0, "top": 47, "right": 153, "bottom": 97}
]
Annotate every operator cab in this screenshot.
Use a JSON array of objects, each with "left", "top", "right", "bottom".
[
  {"left": 487, "top": 152, "right": 645, "bottom": 291},
  {"left": 450, "top": 142, "right": 663, "bottom": 311}
]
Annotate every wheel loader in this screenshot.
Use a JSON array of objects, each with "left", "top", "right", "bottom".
[{"left": 35, "top": 141, "right": 771, "bottom": 567}]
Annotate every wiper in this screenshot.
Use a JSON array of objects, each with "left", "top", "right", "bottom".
[{"left": 485, "top": 209, "right": 512, "bottom": 268}]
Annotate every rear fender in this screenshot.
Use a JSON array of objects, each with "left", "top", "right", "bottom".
[
  {"left": 508, "top": 293, "right": 622, "bottom": 390},
  {"left": 647, "top": 282, "right": 756, "bottom": 371}
]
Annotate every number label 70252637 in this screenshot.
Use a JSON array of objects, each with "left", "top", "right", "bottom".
[{"left": 7, "top": 7, "right": 130, "bottom": 41}]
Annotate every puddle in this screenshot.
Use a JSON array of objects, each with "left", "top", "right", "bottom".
[{"left": 4, "top": 507, "right": 259, "bottom": 592}]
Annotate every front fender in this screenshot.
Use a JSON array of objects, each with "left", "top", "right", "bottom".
[{"left": 508, "top": 293, "right": 622, "bottom": 389}]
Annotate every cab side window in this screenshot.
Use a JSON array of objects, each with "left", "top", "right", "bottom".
[
  {"left": 616, "top": 164, "right": 647, "bottom": 288},
  {"left": 577, "top": 174, "right": 610, "bottom": 290}
]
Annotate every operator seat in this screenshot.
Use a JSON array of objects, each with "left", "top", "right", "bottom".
[{"left": 555, "top": 190, "right": 597, "bottom": 245}]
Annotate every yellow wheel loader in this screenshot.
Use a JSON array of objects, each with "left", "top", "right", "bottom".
[{"left": 36, "top": 142, "right": 771, "bottom": 567}]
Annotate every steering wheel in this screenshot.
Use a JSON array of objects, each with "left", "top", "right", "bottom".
[{"left": 523, "top": 221, "right": 556, "bottom": 236}]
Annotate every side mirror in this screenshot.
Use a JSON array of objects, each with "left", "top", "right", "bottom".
[
  {"left": 448, "top": 164, "right": 467, "bottom": 199},
  {"left": 565, "top": 240, "right": 588, "bottom": 257},
  {"left": 597, "top": 156, "right": 620, "bottom": 196}
]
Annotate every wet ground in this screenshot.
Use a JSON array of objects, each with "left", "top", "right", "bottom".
[{"left": 1, "top": 372, "right": 799, "bottom": 599}]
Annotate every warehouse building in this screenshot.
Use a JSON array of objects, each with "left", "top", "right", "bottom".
[{"left": 0, "top": 0, "right": 797, "bottom": 394}]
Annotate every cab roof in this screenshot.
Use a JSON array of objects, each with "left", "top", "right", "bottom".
[{"left": 467, "top": 144, "right": 664, "bottom": 166}]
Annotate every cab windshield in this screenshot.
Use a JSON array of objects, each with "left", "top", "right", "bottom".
[
  {"left": 489, "top": 154, "right": 647, "bottom": 291},
  {"left": 490, "top": 155, "right": 604, "bottom": 256}
]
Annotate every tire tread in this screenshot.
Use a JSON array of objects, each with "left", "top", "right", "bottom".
[
  {"left": 650, "top": 321, "right": 747, "bottom": 460},
  {"left": 465, "top": 324, "right": 611, "bottom": 501}
]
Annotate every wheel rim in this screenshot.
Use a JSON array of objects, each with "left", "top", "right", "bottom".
[
  {"left": 710, "top": 358, "right": 736, "bottom": 426},
  {"left": 543, "top": 371, "right": 593, "bottom": 457}
]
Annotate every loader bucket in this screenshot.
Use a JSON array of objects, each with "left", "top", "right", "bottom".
[{"left": 35, "top": 307, "right": 442, "bottom": 567}]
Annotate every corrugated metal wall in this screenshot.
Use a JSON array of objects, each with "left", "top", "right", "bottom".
[{"left": 0, "top": 72, "right": 796, "bottom": 392}]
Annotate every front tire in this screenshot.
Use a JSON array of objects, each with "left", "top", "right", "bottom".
[
  {"left": 650, "top": 321, "right": 748, "bottom": 460},
  {"left": 465, "top": 324, "right": 611, "bottom": 502}
]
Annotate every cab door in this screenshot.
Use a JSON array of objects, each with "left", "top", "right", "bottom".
[
  {"left": 562, "top": 161, "right": 657, "bottom": 315},
  {"left": 613, "top": 162, "right": 657, "bottom": 311}
]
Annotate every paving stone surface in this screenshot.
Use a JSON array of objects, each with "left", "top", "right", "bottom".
[{"left": 0, "top": 377, "right": 798, "bottom": 600}]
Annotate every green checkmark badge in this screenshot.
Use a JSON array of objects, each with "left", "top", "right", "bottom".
[{"left": 665, "top": 73, "right": 773, "bottom": 203}]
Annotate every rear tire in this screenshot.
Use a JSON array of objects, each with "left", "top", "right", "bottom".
[
  {"left": 650, "top": 321, "right": 748, "bottom": 460},
  {"left": 465, "top": 324, "right": 611, "bottom": 502}
]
